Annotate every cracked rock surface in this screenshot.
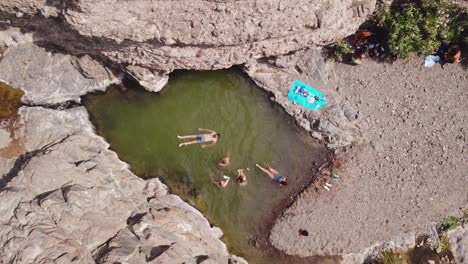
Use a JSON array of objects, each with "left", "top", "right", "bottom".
[
  {"left": 0, "top": 42, "right": 120, "bottom": 105},
  {"left": 450, "top": 225, "right": 468, "bottom": 264},
  {"left": 244, "top": 49, "right": 363, "bottom": 148},
  {"left": 0, "top": 37, "right": 245, "bottom": 263},
  {"left": 0, "top": 0, "right": 376, "bottom": 91},
  {"left": 0, "top": 106, "right": 245, "bottom": 264}
]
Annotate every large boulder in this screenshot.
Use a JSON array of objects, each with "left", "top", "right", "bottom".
[
  {"left": 0, "top": 0, "right": 377, "bottom": 90},
  {"left": 0, "top": 106, "right": 246, "bottom": 264},
  {"left": 450, "top": 225, "right": 468, "bottom": 264},
  {"left": 0, "top": 43, "right": 120, "bottom": 105},
  {"left": 244, "top": 48, "right": 363, "bottom": 148}
]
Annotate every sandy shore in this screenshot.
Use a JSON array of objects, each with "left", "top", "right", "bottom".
[{"left": 270, "top": 58, "right": 468, "bottom": 256}]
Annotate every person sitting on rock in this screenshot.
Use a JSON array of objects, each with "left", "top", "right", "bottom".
[
  {"left": 178, "top": 128, "right": 220, "bottom": 148},
  {"left": 256, "top": 164, "right": 287, "bottom": 186},
  {"left": 236, "top": 169, "right": 247, "bottom": 186}
]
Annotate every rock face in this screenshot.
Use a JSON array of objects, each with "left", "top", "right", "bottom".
[
  {"left": 124, "top": 65, "right": 169, "bottom": 93},
  {"left": 0, "top": 42, "right": 119, "bottom": 105},
  {"left": 0, "top": 0, "right": 46, "bottom": 17},
  {"left": 0, "top": 0, "right": 376, "bottom": 90},
  {"left": 244, "top": 49, "right": 362, "bottom": 148},
  {"left": 450, "top": 226, "right": 468, "bottom": 264},
  {"left": 0, "top": 39, "right": 246, "bottom": 263},
  {"left": 0, "top": 106, "right": 245, "bottom": 264},
  {"left": 64, "top": 0, "right": 375, "bottom": 71}
]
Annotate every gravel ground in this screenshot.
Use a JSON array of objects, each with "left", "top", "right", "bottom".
[{"left": 269, "top": 58, "right": 468, "bottom": 256}]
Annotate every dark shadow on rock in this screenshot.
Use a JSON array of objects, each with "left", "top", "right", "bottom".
[
  {"left": 0, "top": 135, "right": 71, "bottom": 190},
  {"left": 127, "top": 212, "right": 147, "bottom": 240},
  {"left": 146, "top": 245, "right": 172, "bottom": 262},
  {"left": 195, "top": 255, "right": 209, "bottom": 264}
]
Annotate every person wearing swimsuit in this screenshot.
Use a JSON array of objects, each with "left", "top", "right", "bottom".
[
  {"left": 236, "top": 169, "right": 247, "bottom": 186},
  {"left": 178, "top": 128, "right": 220, "bottom": 148},
  {"left": 255, "top": 164, "right": 287, "bottom": 186}
]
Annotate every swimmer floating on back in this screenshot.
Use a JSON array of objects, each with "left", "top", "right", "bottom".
[
  {"left": 256, "top": 164, "right": 288, "bottom": 186},
  {"left": 178, "top": 128, "right": 220, "bottom": 148}
]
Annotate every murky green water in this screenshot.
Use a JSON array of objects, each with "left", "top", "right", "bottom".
[
  {"left": 85, "top": 70, "right": 334, "bottom": 264},
  {"left": 0, "top": 82, "right": 24, "bottom": 120}
]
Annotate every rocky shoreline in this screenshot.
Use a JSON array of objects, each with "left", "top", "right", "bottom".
[
  {"left": 255, "top": 55, "right": 467, "bottom": 262},
  {"left": 0, "top": 105, "right": 246, "bottom": 263},
  {"left": 245, "top": 50, "right": 467, "bottom": 262},
  {"left": 1, "top": 0, "right": 467, "bottom": 263},
  {"left": 0, "top": 38, "right": 246, "bottom": 263}
]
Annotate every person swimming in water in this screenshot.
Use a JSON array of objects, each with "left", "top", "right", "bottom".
[
  {"left": 218, "top": 156, "right": 230, "bottom": 167},
  {"left": 178, "top": 128, "right": 220, "bottom": 148},
  {"left": 236, "top": 169, "right": 247, "bottom": 186},
  {"left": 210, "top": 174, "right": 230, "bottom": 188},
  {"left": 255, "top": 164, "right": 287, "bottom": 186}
]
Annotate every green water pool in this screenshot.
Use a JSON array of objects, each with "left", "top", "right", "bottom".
[
  {"left": 0, "top": 82, "right": 24, "bottom": 120},
  {"left": 85, "top": 70, "right": 334, "bottom": 264}
]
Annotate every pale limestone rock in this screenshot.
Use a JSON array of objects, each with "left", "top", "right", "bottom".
[
  {"left": 0, "top": 0, "right": 46, "bottom": 17},
  {"left": 0, "top": 128, "right": 10, "bottom": 148},
  {"left": 449, "top": 226, "right": 468, "bottom": 264},
  {"left": 1, "top": 0, "right": 376, "bottom": 73},
  {"left": 71, "top": 55, "right": 117, "bottom": 81},
  {"left": 244, "top": 48, "right": 363, "bottom": 148},
  {"left": 0, "top": 43, "right": 120, "bottom": 105},
  {"left": 0, "top": 107, "right": 246, "bottom": 264},
  {"left": 0, "top": 28, "right": 34, "bottom": 47},
  {"left": 125, "top": 65, "right": 169, "bottom": 93}
]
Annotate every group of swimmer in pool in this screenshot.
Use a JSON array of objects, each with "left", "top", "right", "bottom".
[{"left": 177, "top": 128, "right": 288, "bottom": 187}]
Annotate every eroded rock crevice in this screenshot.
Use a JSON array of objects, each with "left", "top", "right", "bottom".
[{"left": 0, "top": 135, "right": 70, "bottom": 190}]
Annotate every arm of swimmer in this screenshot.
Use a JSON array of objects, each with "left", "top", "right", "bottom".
[{"left": 221, "top": 177, "right": 230, "bottom": 187}]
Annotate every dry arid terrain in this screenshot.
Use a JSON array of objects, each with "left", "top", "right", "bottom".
[{"left": 270, "top": 58, "right": 468, "bottom": 256}]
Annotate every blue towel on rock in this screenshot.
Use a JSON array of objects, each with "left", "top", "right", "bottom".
[{"left": 287, "top": 80, "right": 326, "bottom": 110}]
